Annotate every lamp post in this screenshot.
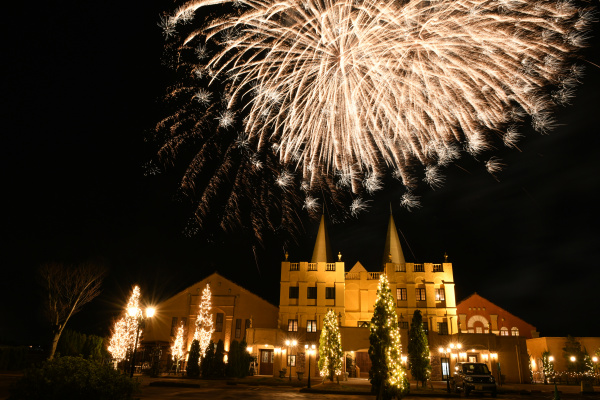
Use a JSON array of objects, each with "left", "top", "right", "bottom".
[
  {"left": 285, "top": 339, "right": 297, "bottom": 381},
  {"left": 305, "top": 344, "right": 316, "bottom": 388},
  {"left": 129, "top": 306, "right": 155, "bottom": 378}
]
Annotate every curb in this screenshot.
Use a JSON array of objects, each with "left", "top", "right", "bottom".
[{"left": 299, "top": 388, "right": 460, "bottom": 397}]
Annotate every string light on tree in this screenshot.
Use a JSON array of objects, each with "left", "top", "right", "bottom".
[
  {"left": 318, "top": 309, "right": 344, "bottom": 381},
  {"left": 193, "top": 284, "right": 215, "bottom": 361},
  {"left": 108, "top": 286, "right": 144, "bottom": 366},
  {"left": 171, "top": 323, "right": 186, "bottom": 373},
  {"left": 107, "top": 318, "right": 129, "bottom": 365},
  {"left": 369, "top": 274, "right": 408, "bottom": 399}
]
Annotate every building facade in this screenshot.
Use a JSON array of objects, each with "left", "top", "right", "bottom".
[
  {"left": 141, "top": 214, "right": 538, "bottom": 383},
  {"left": 457, "top": 293, "right": 538, "bottom": 339},
  {"left": 143, "top": 272, "right": 279, "bottom": 371}
]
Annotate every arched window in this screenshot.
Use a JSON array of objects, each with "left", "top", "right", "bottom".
[
  {"left": 511, "top": 327, "right": 519, "bottom": 336},
  {"left": 500, "top": 327, "right": 509, "bottom": 336}
]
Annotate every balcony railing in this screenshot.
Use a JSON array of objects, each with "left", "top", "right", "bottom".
[
  {"left": 289, "top": 263, "right": 299, "bottom": 271},
  {"left": 413, "top": 264, "right": 424, "bottom": 272},
  {"left": 326, "top": 263, "right": 336, "bottom": 271},
  {"left": 345, "top": 272, "right": 360, "bottom": 280},
  {"left": 433, "top": 264, "right": 443, "bottom": 272},
  {"left": 368, "top": 272, "right": 381, "bottom": 280},
  {"left": 394, "top": 263, "right": 406, "bottom": 272},
  {"left": 308, "top": 263, "right": 317, "bottom": 271}
]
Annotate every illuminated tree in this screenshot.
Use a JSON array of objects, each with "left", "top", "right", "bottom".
[
  {"left": 39, "top": 262, "right": 105, "bottom": 360},
  {"left": 171, "top": 323, "right": 185, "bottom": 373},
  {"left": 193, "top": 284, "right": 214, "bottom": 360},
  {"left": 318, "top": 309, "right": 344, "bottom": 381},
  {"left": 541, "top": 350, "right": 555, "bottom": 384},
  {"left": 108, "top": 286, "right": 143, "bottom": 367},
  {"left": 407, "top": 310, "right": 431, "bottom": 387},
  {"left": 369, "top": 274, "right": 408, "bottom": 400}
]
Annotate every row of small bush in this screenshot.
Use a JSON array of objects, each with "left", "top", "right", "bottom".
[
  {"left": 187, "top": 339, "right": 253, "bottom": 378},
  {"left": 9, "top": 356, "right": 139, "bottom": 400}
]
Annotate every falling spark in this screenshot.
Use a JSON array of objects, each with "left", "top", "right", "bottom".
[
  {"left": 350, "top": 197, "right": 370, "bottom": 217},
  {"left": 400, "top": 192, "right": 421, "bottom": 211},
  {"left": 162, "top": 0, "right": 590, "bottom": 190},
  {"left": 155, "top": 0, "right": 593, "bottom": 237},
  {"left": 485, "top": 157, "right": 505, "bottom": 176}
]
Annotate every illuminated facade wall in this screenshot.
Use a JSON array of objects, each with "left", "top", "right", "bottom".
[
  {"left": 144, "top": 272, "right": 279, "bottom": 355},
  {"left": 527, "top": 336, "right": 600, "bottom": 376},
  {"left": 279, "top": 214, "right": 458, "bottom": 340},
  {"left": 457, "top": 293, "right": 538, "bottom": 338}
]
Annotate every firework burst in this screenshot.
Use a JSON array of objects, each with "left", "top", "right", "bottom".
[{"left": 156, "top": 0, "right": 594, "bottom": 233}]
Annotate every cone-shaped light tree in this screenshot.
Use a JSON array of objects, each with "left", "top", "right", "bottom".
[
  {"left": 407, "top": 310, "right": 431, "bottom": 387},
  {"left": 369, "top": 274, "right": 408, "bottom": 400},
  {"left": 108, "top": 285, "right": 143, "bottom": 366},
  {"left": 171, "top": 323, "right": 185, "bottom": 373},
  {"left": 193, "top": 284, "right": 214, "bottom": 361},
  {"left": 318, "top": 309, "right": 344, "bottom": 381}
]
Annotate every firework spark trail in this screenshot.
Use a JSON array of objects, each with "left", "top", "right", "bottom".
[{"left": 157, "top": 0, "right": 594, "bottom": 235}]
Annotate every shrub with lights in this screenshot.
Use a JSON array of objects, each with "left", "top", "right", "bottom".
[
  {"left": 318, "top": 309, "right": 344, "bottom": 381},
  {"left": 369, "top": 274, "right": 408, "bottom": 400}
]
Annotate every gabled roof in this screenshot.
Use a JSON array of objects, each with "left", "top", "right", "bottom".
[
  {"left": 349, "top": 261, "right": 367, "bottom": 273},
  {"left": 382, "top": 212, "right": 406, "bottom": 266},
  {"left": 164, "top": 271, "right": 278, "bottom": 308},
  {"left": 311, "top": 214, "right": 334, "bottom": 263},
  {"left": 457, "top": 292, "right": 537, "bottom": 331}
]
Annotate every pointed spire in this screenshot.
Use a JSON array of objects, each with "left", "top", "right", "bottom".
[
  {"left": 382, "top": 211, "right": 405, "bottom": 266},
  {"left": 311, "top": 214, "right": 333, "bottom": 263}
]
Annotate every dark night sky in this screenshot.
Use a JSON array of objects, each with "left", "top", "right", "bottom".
[{"left": 2, "top": 0, "right": 599, "bottom": 346}]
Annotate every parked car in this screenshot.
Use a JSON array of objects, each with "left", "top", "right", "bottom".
[{"left": 450, "top": 362, "right": 497, "bottom": 397}]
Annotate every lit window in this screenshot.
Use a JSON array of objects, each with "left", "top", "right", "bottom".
[
  {"left": 288, "top": 319, "right": 298, "bottom": 332},
  {"left": 287, "top": 355, "right": 296, "bottom": 367},
  {"left": 415, "top": 288, "right": 426, "bottom": 301},
  {"left": 435, "top": 288, "right": 445, "bottom": 301},
  {"left": 500, "top": 327, "right": 509, "bottom": 336},
  {"left": 357, "top": 321, "right": 369, "bottom": 328},
  {"left": 511, "top": 327, "right": 519, "bottom": 336},
  {"left": 476, "top": 326, "right": 483, "bottom": 334},
  {"left": 307, "top": 320, "right": 317, "bottom": 332},
  {"left": 397, "top": 288, "right": 407, "bottom": 301}
]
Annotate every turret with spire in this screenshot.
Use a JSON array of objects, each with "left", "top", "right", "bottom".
[
  {"left": 382, "top": 210, "right": 406, "bottom": 269},
  {"left": 311, "top": 214, "right": 334, "bottom": 263}
]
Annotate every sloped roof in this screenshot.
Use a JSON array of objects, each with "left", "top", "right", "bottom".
[
  {"left": 349, "top": 261, "right": 367, "bottom": 273},
  {"left": 311, "top": 214, "right": 334, "bottom": 263},
  {"left": 382, "top": 212, "right": 406, "bottom": 266}
]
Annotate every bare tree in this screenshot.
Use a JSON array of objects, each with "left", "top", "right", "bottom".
[{"left": 39, "top": 262, "right": 106, "bottom": 359}]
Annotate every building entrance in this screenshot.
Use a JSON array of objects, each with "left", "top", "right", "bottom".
[{"left": 259, "top": 349, "right": 274, "bottom": 375}]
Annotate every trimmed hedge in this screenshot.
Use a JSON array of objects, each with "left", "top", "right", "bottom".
[{"left": 9, "top": 356, "right": 139, "bottom": 400}]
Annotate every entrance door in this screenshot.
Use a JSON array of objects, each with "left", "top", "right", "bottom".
[
  {"left": 259, "top": 349, "right": 274, "bottom": 375},
  {"left": 355, "top": 351, "right": 372, "bottom": 378}
]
